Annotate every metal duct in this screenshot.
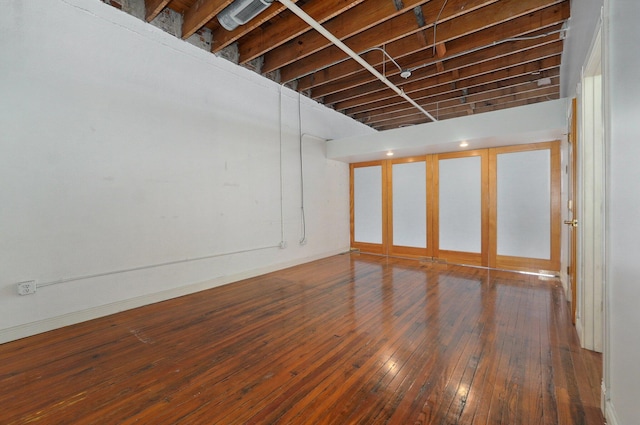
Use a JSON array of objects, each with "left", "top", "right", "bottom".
[{"left": 218, "top": 0, "right": 274, "bottom": 31}]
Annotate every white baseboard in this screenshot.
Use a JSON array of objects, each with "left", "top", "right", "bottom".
[
  {"left": 601, "top": 382, "right": 606, "bottom": 415},
  {"left": 605, "top": 398, "right": 621, "bottom": 425},
  {"left": 576, "top": 317, "right": 585, "bottom": 348},
  {"left": 0, "top": 249, "right": 346, "bottom": 344},
  {"left": 560, "top": 271, "right": 570, "bottom": 299}
]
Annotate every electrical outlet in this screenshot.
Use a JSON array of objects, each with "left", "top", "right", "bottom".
[{"left": 17, "top": 280, "right": 36, "bottom": 296}]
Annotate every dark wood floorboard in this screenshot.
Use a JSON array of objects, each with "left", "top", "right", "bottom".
[{"left": 0, "top": 253, "right": 604, "bottom": 424}]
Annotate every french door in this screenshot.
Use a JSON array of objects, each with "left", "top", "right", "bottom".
[{"left": 350, "top": 141, "right": 561, "bottom": 273}]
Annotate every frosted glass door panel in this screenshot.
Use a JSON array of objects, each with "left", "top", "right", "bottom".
[
  {"left": 497, "top": 150, "right": 551, "bottom": 259},
  {"left": 392, "top": 161, "right": 427, "bottom": 248},
  {"left": 439, "top": 156, "right": 482, "bottom": 252},
  {"left": 354, "top": 166, "right": 383, "bottom": 244}
]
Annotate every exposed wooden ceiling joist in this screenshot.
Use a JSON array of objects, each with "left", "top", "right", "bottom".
[
  {"left": 297, "top": 2, "right": 568, "bottom": 91},
  {"left": 311, "top": 26, "right": 563, "bottom": 99},
  {"left": 262, "top": 0, "right": 437, "bottom": 73},
  {"left": 350, "top": 69, "right": 560, "bottom": 120},
  {"left": 122, "top": 0, "right": 572, "bottom": 129},
  {"left": 327, "top": 42, "right": 563, "bottom": 109},
  {"left": 145, "top": 0, "right": 172, "bottom": 22},
  {"left": 363, "top": 83, "right": 559, "bottom": 126},
  {"left": 209, "top": 1, "right": 296, "bottom": 52},
  {"left": 233, "top": 0, "right": 367, "bottom": 63},
  {"left": 182, "top": 0, "right": 234, "bottom": 40},
  {"left": 277, "top": 0, "right": 504, "bottom": 80}
]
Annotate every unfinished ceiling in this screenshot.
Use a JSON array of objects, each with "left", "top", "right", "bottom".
[{"left": 111, "top": 0, "right": 570, "bottom": 130}]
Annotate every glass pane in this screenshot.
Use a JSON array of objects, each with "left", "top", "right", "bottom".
[
  {"left": 392, "top": 161, "right": 427, "bottom": 248},
  {"left": 354, "top": 166, "right": 382, "bottom": 244},
  {"left": 497, "top": 149, "right": 551, "bottom": 259},
  {"left": 439, "top": 156, "right": 482, "bottom": 253}
]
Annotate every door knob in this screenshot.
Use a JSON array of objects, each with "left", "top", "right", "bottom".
[{"left": 564, "top": 219, "right": 578, "bottom": 227}]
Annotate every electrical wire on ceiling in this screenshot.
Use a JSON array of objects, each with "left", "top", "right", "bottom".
[
  {"left": 403, "top": 28, "right": 567, "bottom": 76},
  {"left": 369, "top": 46, "right": 413, "bottom": 79},
  {"left": 432, "top": 0, "right": 449, "bottom": 57},
  {"left": 278, "top": 0, "right": 437, "bottom": 121},
  {"left": 283, "top": 27, "right": 566, "bottom": 88}
]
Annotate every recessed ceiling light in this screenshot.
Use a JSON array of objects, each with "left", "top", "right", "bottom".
[
  {"left": 460, "top": 141, "right": 469, "bottom": 148},
  {"left": 387, "top": 151, "right": 394, "bottom": 156}
]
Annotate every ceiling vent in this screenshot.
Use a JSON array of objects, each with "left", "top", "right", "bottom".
[{"left": 218, "top": 0, "right": 274, "bottom": 31}]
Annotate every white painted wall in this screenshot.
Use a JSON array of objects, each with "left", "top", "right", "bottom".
[
  {"left": 0, "top": 0, "right": 373, "bottom": 342},
  {"left": 562, "top": 0, "right": 640, "bottom": 423},
  {"left": 605, "top": 1, "right": 640, "bottom": 423},
  {"left": 560, "top": 0, "right": 603, "bottom": 98},
  {"left": 327, "top": 99, "right": 568, "bottom": 163}
]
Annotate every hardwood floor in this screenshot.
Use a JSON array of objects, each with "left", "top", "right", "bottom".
[{"left": 0, "top": 254, "right": 603, "bottom": 424}]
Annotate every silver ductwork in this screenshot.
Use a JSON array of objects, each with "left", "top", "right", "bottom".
[{"left": 218, "top": 0, "right": 274, "bottom": 31}]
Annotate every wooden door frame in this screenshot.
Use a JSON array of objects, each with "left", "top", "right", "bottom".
[
  {"left": 433, "top": 150, "right": 489, "bottom": 267},
  {"left": 350, "top": 161, "right": 388, "bottom": 255},
  {"left": 488, "top": 142, "right": 562, "bottom": 273},
  {"left": 350, "top": 142, "right": 562, "bottom": 274},
  {"left": 569, "top": 98, "right": 578, "bottom": 323},
  {"left": 387, "top": 156, "right": 434, "bottom": 259}
]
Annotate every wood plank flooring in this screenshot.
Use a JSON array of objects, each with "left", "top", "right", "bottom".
[{"left": 0, "top": 253, "right": 604, "bottom": 424}]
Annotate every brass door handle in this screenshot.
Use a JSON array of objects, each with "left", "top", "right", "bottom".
[{"left": 564, "top": 219, "right": 578, "bottom": 227}]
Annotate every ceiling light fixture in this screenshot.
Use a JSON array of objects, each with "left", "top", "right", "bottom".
[
  {"left": 460, "top": 141, "right": 469, "bottom": 148},
  {"left": 387, "top": 151, "right": 394, "bottom": 156},
  {"left": 368, "top": 47, "right": 412, "bottom": 80}
]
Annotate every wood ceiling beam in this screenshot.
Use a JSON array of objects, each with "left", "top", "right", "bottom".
[
  {"left": 210, "top": 1, "right": 297, "bottom": 52},
  {"left": 435, "top": 42, "right": 447, "bottom": 72},
  {"left": 427, "top": 93, "right": 561, "bottom": 122},
  {"left": 370, "top": 63, "right": 560, "bottom": 116},
  {"left": 258, "top": 0, "right": 435, "bottom": 70},
  {"left": 278, "top": 0, "right": 563, "bottom": 82},
  {"left": 369, "top": 88, "right": 561, "bottom": 128},
  {"left": 343, "top": 67, "right": 559, "bottom": 117},
  {"left": 182, "top": 0, "right": 234, "bottom": 40},
  {"left": 333, "top": 52, "right": 562, "bottom": 112},
  {"left": 145, "top": 0, "right": 171, "bottom": 22},
  {"left": 373, "top": 93, "right": 559, "bottom": 129},
  {"left": 298, "top": 2, "right": 568, "bottom": 91},
  {"left": 352, "top": 72, "right": 560, "bottom": 120},
  {"left": 350, "top": 68, "right": 560, "bottom": 120},
  {"left": 311, "top": 28, "right": 561, "bottom": 99},
  {"left": 339, "top": 57, "right": 560, "bottom": 117},
  {"left": 235, "top": 0, "right": 367, "bottom": 62},
  {"left": 362, "top": 83, "right": 559, "bottom": 125},
  {"left": 435, "top": 84, "right": 559, "bottom": 116},
  {"left": 271, "top": 0, "right": 496, "bottom": 76},
  {"left": 327, "top": 40, "right": 563, "bottom": 108}
]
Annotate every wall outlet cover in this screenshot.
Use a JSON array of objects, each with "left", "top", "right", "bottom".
[{"left": 17, "top": 280, "right": 37, "bottom": 296}]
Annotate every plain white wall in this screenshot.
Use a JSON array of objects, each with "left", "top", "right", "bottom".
[
  {"left": 327, "top": 99, "right": 568, "bottom": 163},
  {"left": 0, "top": 0, "right": 373, "bottom": 341},
  {"left": 560, "top": 0, "right": 603, "bottom": 98},
  {"left": 606, "top": 1, "right": 640, "bottom": 423},
  {"left": 562, "top": 0, "right": 640, "bottom": 423}
]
